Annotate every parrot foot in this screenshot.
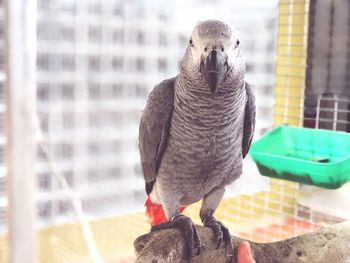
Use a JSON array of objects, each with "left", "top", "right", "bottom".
[
  {"left": 151, "top": 214, "right": 202, "bottom": 262},
  {"left": 203, "top": 216, "right": 233, "bottom": 256}
]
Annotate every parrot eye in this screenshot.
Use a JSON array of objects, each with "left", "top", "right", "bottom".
[
  {"left": 204, "top": 47, "right": 208, "bottom": 52},
  {"left": 189, "top": 38, "right": 194, "bottom": 46},
  {"left": 221, "top": 47, "right": 225, "bottom": 52},
  {"left": 236, "top": 39, "right": 240, "bottom": 47}
]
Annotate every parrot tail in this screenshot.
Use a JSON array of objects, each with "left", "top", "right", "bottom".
[{"left": 145, "top": 195, "right": 186, "bottom": 226}]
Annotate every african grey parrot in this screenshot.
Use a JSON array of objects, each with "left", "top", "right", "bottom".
[{"left": 139, "top": 20, "right": 255, "bottom": 261}]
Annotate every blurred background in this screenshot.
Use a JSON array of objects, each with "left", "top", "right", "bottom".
[{"left": 1, "top": 0, "right": 350, "bottom": 262}]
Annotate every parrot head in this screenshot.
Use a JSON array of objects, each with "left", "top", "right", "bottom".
[{"left": 182, "top": 20, "right": 245, "bottom": 93}]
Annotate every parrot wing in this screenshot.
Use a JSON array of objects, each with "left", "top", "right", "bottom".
[
  {"left": 242, "top": 82, "right": 256, "bottom": 158},
  {"left": 139, "top": 78, "right": 175, "bottom": 195}
]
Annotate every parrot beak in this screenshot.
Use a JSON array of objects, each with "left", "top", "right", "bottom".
[{"left": 203, "top": 50, "right": 227, "bottom": 93}]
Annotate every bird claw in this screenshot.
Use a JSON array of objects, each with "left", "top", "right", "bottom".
[
  {"left": 151, "top": 214, "right": 202, "bottom": 262},
  {"left": 204, "top": 218, "right": 233, "bottom": 255}
]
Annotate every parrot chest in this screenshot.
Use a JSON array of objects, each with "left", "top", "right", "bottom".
[
  {"left": 160, "top": 86, "right": 246, "bottom": 204},
  {"left": 170, "top": 85, "right": 246, "bottom": 157}
]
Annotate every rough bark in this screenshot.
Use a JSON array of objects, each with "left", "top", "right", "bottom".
[{"left": 134, "top": 221, "right": 350, "bottom": 263}]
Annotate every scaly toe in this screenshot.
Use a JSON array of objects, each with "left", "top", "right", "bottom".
[
  {"left": 205, "top": 218, "right": 233, "bottom": 255},
  {"left": 151, "top": 214, "right": 202, "bottom": 262},
  {"left": 205, "top": 219, "right": 223, "bottom": 248}
]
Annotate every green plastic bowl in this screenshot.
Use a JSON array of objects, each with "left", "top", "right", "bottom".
[{"left": 249, "top": 125, "right": 350, "bottom": 189}]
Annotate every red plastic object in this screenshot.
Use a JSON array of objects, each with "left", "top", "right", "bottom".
[{"left": 145, "top": 196, "right": 186, "bottom": 226}]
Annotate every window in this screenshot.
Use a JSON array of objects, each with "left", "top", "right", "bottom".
[
  {"left": 158, "top": 58, "right": 167, "bottom": 72},
  {"left": 58, "top": 200, "right": 72, "bottom": 214},
  {"left": 246, "top": 63, "right": 254, "bottom": 72},
  {"left": 137, "top": 31, "right": 145, "bottom": 45},
  {"left": 89, "top": 111, "right": 101, "bottom": 127},
  {"left": 88, "top": 82, "right": 101, "bottom": 99},
  {"left": 62, "top": 112, "right": 74, "bottom": 129},
  {"left": 37, "top": 53, "right": 49, "bottom": 71},
  {"left": 87, "top": 169, "right": 100, "bottom": 181},
  {"left": 267, "top": 39, "right": 275, "bottom": 52},
  {"left": 88, "top": 2, "right": 101, "bottom": 14},
  {"left": 89, "top": 142, "right": 99, "bottom": 155},
  {"left": 136, "top": 58, "right": 145, "bottom": 72},
  {"left": 88, "top": 167, "right": 121, "bottom": 182},
  {"left": 158, "top": 13, "right": 168, "bottom": 22},
  {"left": 88, "top": 26, "right": 102, "bottom": 43},
  {"left": 109, "top": 167, "right": 121, "bottom": 179},
  {"left": 113, "top": 112, "right": 123, "bottom": 124},
  {"left": 112, "top": 84, "right": 123, "bottom": 97},
  {"left": 54, "top": 143, "right": 74, "bottom": 159},
  {"left": 37, "top": 83, "right": 50, "bottom": 101},
  {"left": 244, "top": 39, "right": 255, "bottom": 51},
  {"left": 112, "top": 57, "right": 123, "bottom": 70},
  {"left": 60, "top": 26, "right": 75, "bottom": 42},
  {"left": 37, "top": 145, "right": 47, "bottom": 161},
  {"left": 136, "top": 84, "right": 147, "bottom": 98},
  {"left": 89, "top": 56, "right": 100, "bottom": 72},
  {"left": 112, "top": 140, "right": 121, "bottom": 153},
  {"left": 159, "top": 32, "right": 167, "bottom": 46},
  {"left": 50, "top": 54, "right": 61, "bottom": 71},
  {"left": 63, "top": 171, "right": 74, "bottom": 187},
  {"left": 89, "top": 141, "right": 117, "bottom": 156},
  {"left": 38, "top": 173, "right": 51, "bottom": 191},
  {"left": 37, "top": 23, "right": 49, "bottom": 40},
  {"left": 39, "top": 112, "right": 49, "bottom": 132},
  {"left": 63, "top": 144, "right": 74, "bottom": 158},
  {"left": 62, "top": 54, "right": 75, "bottom": 71},
  {"left": 264, "top": 63, "right": 274, "bottom": 73},
  {"left": 38, "top": 202, "right": 52, "bottom": 219},
  {"left": 113, "top": 5, "right": 124, "bottom": 16},
  {"left": 62, "top": 83, "right": 75, "bottom": 100},
  {"left": 113, "top": 30, "right": 124, "bottom": 43},
  {"left": 38, "top": 0, "right": 52, "bottom": 11},
  {"left": 61, "top": 1, "right": 76, "bottom": 14}
]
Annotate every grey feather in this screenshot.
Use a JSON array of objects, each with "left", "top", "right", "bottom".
[
  {"left": 242, "top": 82, "right": 256, "bottom": 158},
  {"left": 138, "top": 78, "right": 175, "bottom": 194}
]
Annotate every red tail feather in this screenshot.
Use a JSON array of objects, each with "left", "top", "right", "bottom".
[{"left": 145, "top": 195, "right": 186, "bottom": 226}]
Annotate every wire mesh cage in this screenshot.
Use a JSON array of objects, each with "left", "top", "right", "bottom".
[
  {"left": 304, "top": 0, "right": 350, "bottom": 132},
  {"left": 0, "top": 0, "right": 349, "bottom": 262}
]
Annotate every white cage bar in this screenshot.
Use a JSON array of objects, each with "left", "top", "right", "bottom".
[{"left": 5, "top": 0, "right": 37, "bottom": 262}]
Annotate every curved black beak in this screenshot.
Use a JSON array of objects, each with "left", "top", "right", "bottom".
[{"left": 203, "top": 50, "right": 227, "bottom": 93}]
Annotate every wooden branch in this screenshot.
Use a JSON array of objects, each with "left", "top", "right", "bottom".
[{"left": 134, "top": 221, "right": 350, "bottom": 263}]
